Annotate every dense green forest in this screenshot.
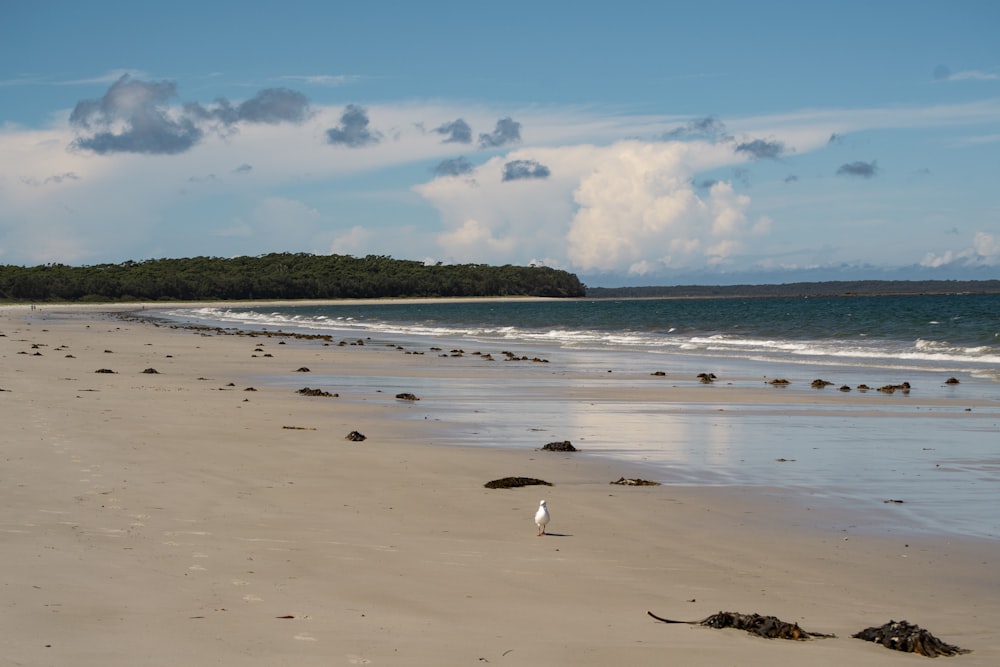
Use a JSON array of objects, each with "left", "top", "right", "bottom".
[
  {"left": 0, "top": 253, "right": 586, "bottom": 302},
  {"left": 586, "top": 280, "right": 1000, "bottom": 299}
]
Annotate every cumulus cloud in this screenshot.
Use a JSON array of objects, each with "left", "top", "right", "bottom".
[
  {"left": 433, "top": 119, "right": 472, "bottom": 144},
  {"left": 784, "top": 174, "right": 799, "bottom": 183},
  {"left": 69, "top": 76, "right": 310, "bottom": 155},
  {"left": 478, "top": 117, "right": 521, "bottom": 148},
  {"left": 433, "top": 156, "right": 475, "bottom": 177},
  {"left": 224, "top": 88, "right": 310, "bottom": 124},
  {"left": 184, "top": 88, "right": 309, "bottom": 126},
  {"left": 837, "top": 160, "right": 878, "bottom": 178},
  {"left": 326, "top": 104, "right": 381, "bottom": 147},
  {"left": 567, "top": 159, "right": 759, "bottom": 273},
  {"left": 735, "top": 138, "right": 785, "bottom": 160},
  {"left": 70, "top": 75, "right": 202, "bottom": 154},
  {"left": 501, "top": 159, "right": 550, "bottom": 181},
  {"left": 416, "top": 141, "right": 770, "bottom": 272},
  {"left": 921, "top": 232, "right": 1000, "bottom": 267}
]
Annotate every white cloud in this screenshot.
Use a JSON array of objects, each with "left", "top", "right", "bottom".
[
  {"left": 945, "top": 70, "right": 998, "bottom": 82},
  {"left": 2, "top": 93, "right": 998, "bottom": 280},
  {"left": 416, "top": 138, "right": 780, "bottom": 275},
  {"left": 972, "top": 231, "right": 1000, "bottom": 259},
  {"left": 921, "top": 231, "right": 1000, "bottom": 268}
]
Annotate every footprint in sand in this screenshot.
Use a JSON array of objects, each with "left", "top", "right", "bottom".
[
  {"left": 346, "top": 655, "right": 371, "bottom": 664},
  {"left": 294, "top": 633, "right": 317, "bottom": 642}
]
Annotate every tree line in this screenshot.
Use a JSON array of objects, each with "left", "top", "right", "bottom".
[{"left": 0, "top": 253, "right": 586, "bottom": 302}]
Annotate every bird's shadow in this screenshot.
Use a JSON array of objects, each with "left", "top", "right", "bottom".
[{"left": 540, "top": 532, "right": 572, "bottom": 537}]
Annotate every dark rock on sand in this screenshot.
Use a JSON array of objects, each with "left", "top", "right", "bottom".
[
  {"left": 142, "top": 368, "right": 159, "bottom": 374},
  {"left": 852, "top": 620, "right": 970, "bottom": 657},
  {"left": 945, "top": 377, "right": 961, "bottom": 384},
  {"left": 345, "top": 431, "right": 367, "bottom": 441},
  {"left": 811, "top": 379, "right": 833, "bottom": 388},
  {"left": 395, "top": 392, "right": 419, "bottom": 401},
  {"left": 94, "top": 368, "right": 116, "bottom": 374},
  {"left": 542, "top": 440, "right": 577, "bottom": 452},
  {"left": 295, "top": 367, "right": 311, "bottom": 372}
]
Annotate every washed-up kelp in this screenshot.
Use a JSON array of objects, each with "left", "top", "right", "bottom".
[
  {"left": 296, "top": 387, "right": 337, "bottom": 397},
  {"left": 611, "top": 477, "right": 661, "bottom": 486},
  {"left": 484, "top": 477, "right": 553, "bottom": 489},
  {"left": 853, "top": 620, "right": 970, "bottom": 657},
  {"left": 647, "top": 610, "right": 834, "bottom": 640}
]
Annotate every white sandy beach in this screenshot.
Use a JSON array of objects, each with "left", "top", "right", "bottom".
[{"left": 1, "top": 303, "right": 997, "bottom": 666}]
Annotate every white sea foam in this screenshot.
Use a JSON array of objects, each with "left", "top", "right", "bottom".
[{"left": 163, "top": 305, "right": 1000, "bottom": 373}]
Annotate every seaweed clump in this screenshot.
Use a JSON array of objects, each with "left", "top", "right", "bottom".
[
  {"left": 647, "top": 610, "right": 834, "bottom": 640},
  {"left": 852, "top": 620, "right": 970, "bottom": 657},
  {"left": 484, "top": 477, "right": 553, "bottom": 489}
]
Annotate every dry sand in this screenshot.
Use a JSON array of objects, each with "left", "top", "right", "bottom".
[{"left": 1, "top": 304, "right": 997, "bottom": 666}]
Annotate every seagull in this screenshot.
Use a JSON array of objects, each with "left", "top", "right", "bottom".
[{"left": 535, "top": 499, "right": 550, "bottom": 536}]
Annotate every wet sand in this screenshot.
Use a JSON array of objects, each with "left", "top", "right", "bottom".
[{"left": 2, "top": 304, "right": 998, "bottom": 666}]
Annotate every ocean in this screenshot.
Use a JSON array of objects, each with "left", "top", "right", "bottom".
[{"left": 156, "top": 293, "right": 1000, "bottom": 540}]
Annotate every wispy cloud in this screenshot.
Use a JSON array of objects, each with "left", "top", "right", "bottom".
[
  {"left": 933, "top": 65, "right": 998, "bottom": 82},
  {"left": 279, "top": 74, "right": 362, "bottom": 87},
  {"left": 951, "top": 133, "right": 1000, "bottom": 147},
  {"left": 0, "top": 69, "right": 147, "bottom": 88}
]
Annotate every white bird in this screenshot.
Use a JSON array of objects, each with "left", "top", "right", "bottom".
[{"left": 534, "top": 499, "right": 550, "bottom": 536}]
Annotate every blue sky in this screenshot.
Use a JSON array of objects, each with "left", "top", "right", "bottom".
[{"left": 2, "top": 1, "right": 998, "bottom": 286}]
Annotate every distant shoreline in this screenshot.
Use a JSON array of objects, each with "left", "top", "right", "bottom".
[
  {"left": 4, "top": 279, "right": 999, "bottom": 307},
  {"left": 584, "top": 278, "right": 1000, "bottom": 299}
]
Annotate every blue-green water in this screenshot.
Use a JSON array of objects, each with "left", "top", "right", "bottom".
[
  {"left": 167, "top": 293, "right": 1000, "bottom": 380},
  {"left": 158, "top": 294, "right": 1000, "bottom": 540}
]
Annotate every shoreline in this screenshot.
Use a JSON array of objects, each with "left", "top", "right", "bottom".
[
  {"left": 2, "top": 305, "right": 998, "bottom": 665},
  {"left": 115, "top": 303, "right": 1000, "bottom": 541}
]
